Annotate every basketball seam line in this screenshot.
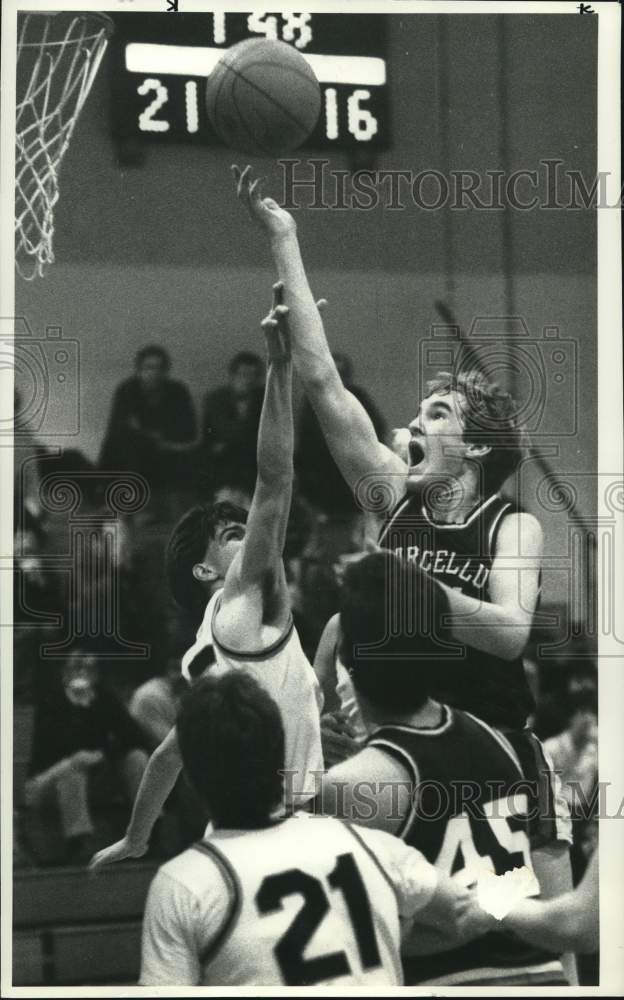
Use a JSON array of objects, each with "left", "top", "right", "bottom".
[
  {"left": 231, "top": 86, "right": 278, "bottom": 157},
  {"left": 227, "top": 57, "right": 321, "bottom": 91},
  {"left": 209, "top": 57, "right": 234, "bottom": 139},
  {"left": 232, "top": 87, "right": 273, "bottom": 156},
  {"left": 224, "top": 60, "right": 319, "bottom": 136}
]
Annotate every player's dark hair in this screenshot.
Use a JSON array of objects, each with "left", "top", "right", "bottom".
[
  {"left": 339, "top": 552, "right": 452, "bottom": 714},
  {"left": 135, "top": 344, "right": 171, "bottom": 371},
  {"left": 425, "top": 370, "right": 526, "bottom": 493},
  {"left": 228, "top": 351, "right": 263, "bottom": 375},
  {"left": 176, "top": 671, "right": 285, "bottom": 829},
  {"left": 165, "top": 501, "right": 248, "bottom": 615}
]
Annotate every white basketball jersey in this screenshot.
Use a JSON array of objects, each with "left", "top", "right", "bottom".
[
  {"left": 335, "top": 655, "right": 368, "bottom": 741},
  {"left": 182, "top": 589, "right": 324, "bottom": 804},
  {"left": 141, "top": 815, "right": 439, "bottom": 987}
]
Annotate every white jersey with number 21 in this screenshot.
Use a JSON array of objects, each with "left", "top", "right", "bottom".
[{"left": 140, "top": 814, "right": 439, "bottom": 987}]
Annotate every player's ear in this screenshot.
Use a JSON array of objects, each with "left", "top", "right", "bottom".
[
  {"left": 465, "top": 442, "right": 491, "bottom": 460},
  {"left": 192, "top": 561, "right": 219, "bottom": 584}
]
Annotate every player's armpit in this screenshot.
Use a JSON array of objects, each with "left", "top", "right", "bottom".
[{"left": 220, "top": 544, "right": 290, "bottom": 643}]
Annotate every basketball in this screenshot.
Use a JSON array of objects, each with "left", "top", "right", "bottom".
[{"left": 205, "top": 38, "right": 321, "bottom": 157}]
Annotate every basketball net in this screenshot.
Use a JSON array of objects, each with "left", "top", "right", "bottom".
[{"left": 15, "top": 12, "right": 114, "bottom": 280}]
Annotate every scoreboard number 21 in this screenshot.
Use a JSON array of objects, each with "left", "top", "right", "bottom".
[{"left": 137, "top": 78, "right": 379, "bottom": 143}]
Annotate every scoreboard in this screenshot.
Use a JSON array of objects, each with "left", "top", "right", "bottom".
[{"left": 109, "top": 12, "right": 390, "bottom": 150}]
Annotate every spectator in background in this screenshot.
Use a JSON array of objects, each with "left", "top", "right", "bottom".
[
  {"left": 544, "top": 673, "right": 598, "bottom": 816},
  {"left": 13, "top": 512, "right": 58, "bottom": 704},
  {"left": 25, "top": 648, "right": 149, "bottom": 865},
  {"left": 545, "top": 675, "right": 597, "bottom": 824},
  {"left": 544, "top": 672, "right": 598, "bottom": 983},
  {"left": 99, "top": 345, "right": 197, "bottom": 501},
  {"left": 201, "top": 351, "right": 264, "bottom": 496},
  {"left": 129, "top": 654, "right": 187, "bottom": 751},
  {"left": 14, "top": 387, "right": 44, "bottom": 524}
]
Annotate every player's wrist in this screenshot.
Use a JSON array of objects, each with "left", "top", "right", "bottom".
[
  {"left": 269, "top": 226, "right": 297, "bottom": 250},
  {"left": 125, "top": 830, "right": 149, "bottom": 855}
]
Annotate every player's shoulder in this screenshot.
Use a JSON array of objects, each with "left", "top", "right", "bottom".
[
  {"left": 454, "top": 708, "right": 524, "bottom": 774},
  {"left": 155, "top": 842, "right": 226, "bottom": 899},
  {"left": 494, "top": 507, "right": 543, "bottom": 553},
  {"left": 326, "top": 742, "right": 410, "bottom": 788}
]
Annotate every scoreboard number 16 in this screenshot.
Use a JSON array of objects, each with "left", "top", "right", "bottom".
[
  {"left": 325, "top": 88, "right": 378, "bottom": 142},
  {"left": 137, "top": 78, "right": 380, "bottom": 143}
]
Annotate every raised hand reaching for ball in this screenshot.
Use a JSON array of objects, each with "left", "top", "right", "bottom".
[{"left": 232, "top": 165, "right": 296, "bottom": 240}]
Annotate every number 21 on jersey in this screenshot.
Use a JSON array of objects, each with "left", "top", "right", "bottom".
[{"left": 256, "top": 852, "right": 382, "bottom": 986}]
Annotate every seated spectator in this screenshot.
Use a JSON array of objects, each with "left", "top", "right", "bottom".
[
  {"left": 544, "top": 674, "right": 598, "bottom": 815},
  {"left": 201, "top": 352, "right": 264, "bottom": 496},
  {"left": 544, "top": 672, "right": 598, "bottom": 894},
  {"left": 24, "top": 647, "right": 149, "bottom": 865},
  {"left": 99, "top": 344, "right": 197, "bottom": 501},
  {"left": 129, "top": 655, "right": 187, "bottom": 750}
]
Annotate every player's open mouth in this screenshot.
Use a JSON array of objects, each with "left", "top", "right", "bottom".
[{"left": 409, "top": 437, "right": 425, "bottom": 467}]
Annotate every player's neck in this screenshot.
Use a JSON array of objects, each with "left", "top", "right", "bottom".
[{"left": 424, "top": 467, "right": 484, "bottom": 525}]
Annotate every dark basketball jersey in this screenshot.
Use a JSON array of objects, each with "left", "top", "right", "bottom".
[
  {"left": 378, "top": 488, "right": 535, "bottom": 729},
  {"left": 367, "top": 709, "right": 566, "bottom": 986}
]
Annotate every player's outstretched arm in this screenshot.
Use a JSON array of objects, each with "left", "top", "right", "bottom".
[
  {"left": 353, "top": 825, "right": 492, "bottom": 951},
  {"left": 233, "top": 165, "right": 406, "bottom": 514},
  {"left": 440, "top": 512, "right": 543, "bottom": 661},
  {"left": 313, "top": 613, "right": 341, "bottom": 711},
  {"left": 218, "top": 285, "right": 294, "bottom": 640},
  {"left": 89, "top": 726, "right": 182, "bottom": 869},
  {"left": 501, "top": 849, "right": 598, "bottom": 954}
]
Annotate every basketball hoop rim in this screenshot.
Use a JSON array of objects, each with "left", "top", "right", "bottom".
[{"left": 19, "top": 10, "right": 115, "bottom": 43}]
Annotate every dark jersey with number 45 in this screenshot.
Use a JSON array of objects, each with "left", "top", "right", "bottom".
[
  {"left": 367, "top": 707, "right": 567, "bottom": 987},
  {"left": 378, "top": 488, "right": 535, "bottom": 729}
]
